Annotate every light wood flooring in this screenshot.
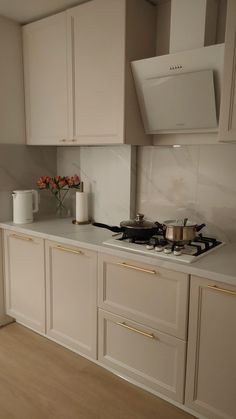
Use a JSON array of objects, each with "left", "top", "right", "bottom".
[{"left": 0, "top": 323, "right": 195, "bottom": 419}]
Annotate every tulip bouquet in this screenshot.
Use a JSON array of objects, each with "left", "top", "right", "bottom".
[{"left": 36, "top": 175, "right": 81, "bottom": 216}]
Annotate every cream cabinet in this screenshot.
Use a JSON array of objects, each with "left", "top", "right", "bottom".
[
  {"left": 219, "top": 0, "right": 236, "bottom": 142},
  {"left": 98, "top": 253, "right": 189, "bottom": 339},
  {"left": 23, "top": 0, "right": 156, "bottom": 146},
  {"left": 98, "top": 253, "right": 189, "bottom": 402},
  {"left": 0, "top": 17, "right": 25, "bottom": 144},
  {"left": 98, "top": 309, "right": 186, "bottom": 402},
  {"left": 185, "top": 276, "right": 236, "bottom": 419},
  {"left": 45, "top": 240, "right": 97, "bottom": 358},
  {"left": 23, "top": 13, "right": 70, "bottom": 145},
  {"left": 3, "top": 230, "right": 45, "bottom": 332}
]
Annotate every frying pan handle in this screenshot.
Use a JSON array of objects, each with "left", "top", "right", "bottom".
[
  {"left": 93, "top": 222, "right": 124, "bottom": 233},
  {"left": 155, "top": 221, "right": 165, "bottom": 231},
  {"left": 196, "top": 223, "right": 206, "bottom": 232}
]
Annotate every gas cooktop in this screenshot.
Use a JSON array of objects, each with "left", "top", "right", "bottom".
[{"left": 103, "top": 233, "right": 225, "bottom": 263}]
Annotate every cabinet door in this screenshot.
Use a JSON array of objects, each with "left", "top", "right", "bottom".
[
  {"left": 98, "top": 253, "right": 189, "bottom": 339},
  {"left": 185, "top": 276, "right": 236, "bottom": 419},
  {"left": 98, "top": 309, "right": 186, "bottom": 402},
  {"left": 219, "top": 0, "right": 236, "bottom": 142},
  {"left": 4, "top": 230, "right": 45, "bottom": 333},
  {"left": 67, "top": 0, "right": 125, "bottom": 144},
  {"left": 23, "top": 13, "right": 70, "bottom": 145},
  {"left": 45, "top": 241, "right": 97, "bottom": 358}
]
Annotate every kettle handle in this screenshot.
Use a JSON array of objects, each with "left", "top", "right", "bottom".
[{"left": 32, "top": 190, "right": 39, "bottom": 213}]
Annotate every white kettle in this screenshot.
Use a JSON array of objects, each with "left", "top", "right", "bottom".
[{"left": 12, "top": 190, "right": 39, "bottom": 224}]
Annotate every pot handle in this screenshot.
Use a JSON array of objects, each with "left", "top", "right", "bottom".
[
  {"left": 196, "top": 223, "right": 206, "bottom": 232},
  {"left": 93, "top": 222, "right": 124, "bottom": 233}
]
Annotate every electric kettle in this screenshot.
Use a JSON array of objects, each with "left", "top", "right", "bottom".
[{"left": 12, "top": 190, "right": 39, "bottom": 224}]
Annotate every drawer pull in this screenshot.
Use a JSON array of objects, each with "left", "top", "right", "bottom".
[
  {"left": 55, "top": 245, "right": 83, "bottom": 256},
  {"left": 116, "top": 321, "right": 155, "bottom": 339},
  {"left": 207, "top": 284, "right": 236, "bottom": 297},
  {"left": 10, "top": 234, "right": 34, "bottom": 242},
  {"left": 116, "top": 262, "right": 156, "bottom": 275}
]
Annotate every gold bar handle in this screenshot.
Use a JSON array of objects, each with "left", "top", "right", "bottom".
[
  {"left": 116, "top": 262, "right": 156, "bottom": 275},
  {"left": 10, "top": 234, "right": 34, "bottom": 242},
  {"left": 116, "top": 322, "right": 155, "bottom": 339},
  {"left": 56, "top": 245, "right": 83, "bottom": 256},
  {"left": 207, "top": 284, "right": 236, "bottom": 297}
]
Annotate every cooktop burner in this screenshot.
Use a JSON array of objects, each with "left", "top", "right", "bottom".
[{"left": 103, "top": 232, "right": 224, "bottom": 263}]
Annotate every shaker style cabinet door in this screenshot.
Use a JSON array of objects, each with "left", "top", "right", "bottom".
[
  {"left": 185, "top": 276, "right": 236, "bottom": 419},
  {"left": 67, "top": 0, "right": 125, "bottom": 144},
  {"left": 45, "top": 240, "right": 97, "bottom": 359},
  {"left": 3, "top": 230, "right": 45, "bottom": 333},
  {"left": 219, "top": 0, "right": 236, "bottom": 142},
  {"left": 23, "top": 13, "right": 70, "bottom": 145}
]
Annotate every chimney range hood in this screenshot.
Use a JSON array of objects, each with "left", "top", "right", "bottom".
[{"left": 131, "top": 43, "right": 224, "bottom": 134}]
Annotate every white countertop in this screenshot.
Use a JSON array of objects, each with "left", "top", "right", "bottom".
[{"left": 1, "top": 217, "right": 236, "bottom": 286}]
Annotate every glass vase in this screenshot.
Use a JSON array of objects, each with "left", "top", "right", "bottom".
[{"left": 55, "top": 189, "right": 71, "bottom": 218}]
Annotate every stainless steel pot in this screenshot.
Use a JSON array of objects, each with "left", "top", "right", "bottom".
[{"left": 162, "top": 220, "right": 206, "bottom": 244}]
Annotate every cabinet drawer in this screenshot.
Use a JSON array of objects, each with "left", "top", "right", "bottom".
[
  {"left": 98, "top": 309, "right": 186, "bottom": 402},
  {"left": 98, "top": 253, "right": 189, "bottom": 339}
]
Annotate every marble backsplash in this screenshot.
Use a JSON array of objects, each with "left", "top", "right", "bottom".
[
  {"left": 136, "top": 144, "right": 236, "bottom": 243},
  {"left": 0, "top": 145, "right": 57, "bottom": 221},
  {"left": 57, "top": 145, "right": 136, "bottom": 225}
]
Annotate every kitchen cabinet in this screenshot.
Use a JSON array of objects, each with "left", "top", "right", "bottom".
[
  {"left": 23, "top": 13, "right": 69, "bottom": 145},
  {"left": 98, "top": 253, "right": 189, "bottom": 339},
  {"left": 23, "top": 0, "right": 156, "bottom": 146},
  {"left": 45, "top": 240, "right": 97, "bottom": 358},
  {"left": 0, "top": 17, "right": 25, "bottom": 144},
  {"left": 98, "top": 253, "right": 188, "bottom": 402},
  {"left": 3, "top": 230, "right": 45, "bottom": 332},
  {"left": 98, "top": 309, "right": 186, "bottom": 402},
  {"left": 219, "top": 0, "right": 236, "bottom": 142},
  {"left": 185, "top": 276, "right": 236, "bottom": 419}
]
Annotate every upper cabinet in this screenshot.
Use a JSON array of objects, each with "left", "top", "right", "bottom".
[
  {"left": 23, "top": 13, "right": 69, "bottom": 145},
  {"left": 219, "top": 0, "right": 236, "bottom": 142},
  {"left": 0, "top": 17, "right": 25, "bottom": 144},
  {"left": 23, "top": 0, "right": 156, "bottom": 146}
]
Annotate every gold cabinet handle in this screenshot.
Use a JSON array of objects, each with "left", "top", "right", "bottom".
[
  {"left": 55, "top": 245, "right": 83, "bottom": 256},
  {"left": 116, "top": 262, "right": 156, "bottom": 275},
  {"left": 207, "top": 284, "right": 236, "bottom": 297},
  {"left": 59, "top": 139, "right": 66, "bottom": 143},
  {"left": 116, "top": 321, "right": 155, "bottom": 339},
  {"left": 10, "top": 233, "right": 34, "bottom": 242}
]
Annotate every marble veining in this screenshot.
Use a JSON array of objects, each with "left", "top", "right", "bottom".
[
  {"left": 57, "top": 145, "right": 136, "bottom": 225},
  {"left": 137, "top": 144, "right": 236, "bottom": 243}
]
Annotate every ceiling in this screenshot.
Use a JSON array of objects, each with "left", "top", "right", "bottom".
[{"left": 0, "top": 0, "right": 158, "bottom": 25}]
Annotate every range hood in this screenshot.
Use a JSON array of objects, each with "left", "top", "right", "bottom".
[
  {"left": 131, "top": 0, "right": 225, "bottom": 135},
  {"left": 131, "top": 43, "right": 224, "bottom": 134}
]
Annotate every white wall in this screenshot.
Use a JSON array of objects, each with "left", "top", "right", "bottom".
[{"left": 137, "top": 143, "right": 236, "bottom": 243}]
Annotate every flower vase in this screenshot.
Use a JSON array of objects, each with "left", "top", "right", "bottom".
[{"left": 55, "top": 189, "right": 71, "bottom": 218}]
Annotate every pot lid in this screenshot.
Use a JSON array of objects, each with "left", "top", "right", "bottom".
[{"left": 120, "top": 213, "right": 156, "bottom": 229}]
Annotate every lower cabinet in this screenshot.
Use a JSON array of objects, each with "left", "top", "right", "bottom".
[
  {"left": 98, "top": 309, "right": 186, "bottom": 402},
  {"left": 4, "top": 230, "right": 45, "bottom": 333},
  {"left": 97, "top": 253, "right": 189, "bottom": 403},
  {"left": 185, "top": 276, "right": 236, "bottom": 419},
  {"left": 45, "top": 240, "right": 97, "bottom": 358}
]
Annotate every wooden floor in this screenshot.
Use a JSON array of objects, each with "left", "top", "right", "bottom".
[{"left": 0, "top": 323, "right": 195, "bottom": 419}]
